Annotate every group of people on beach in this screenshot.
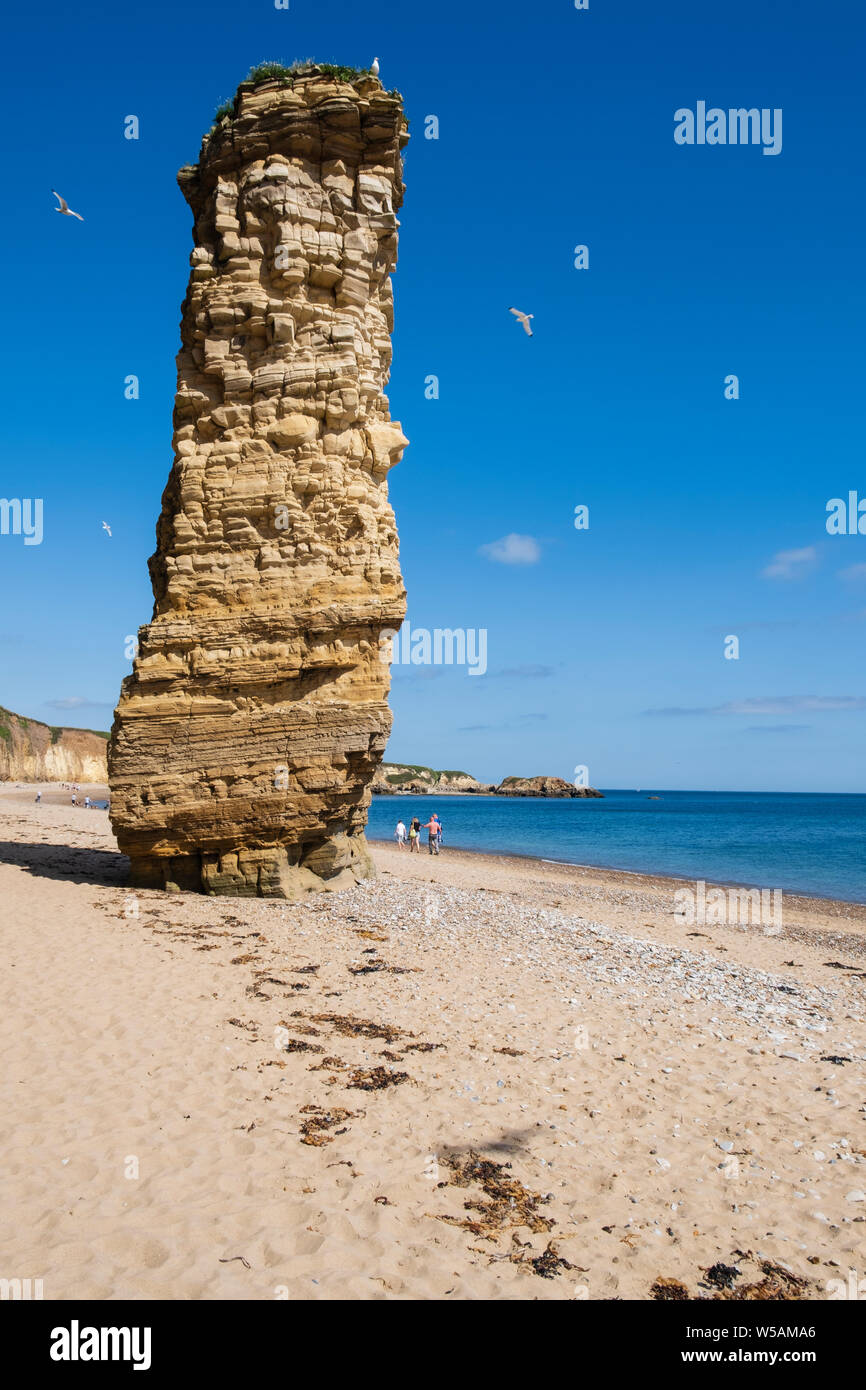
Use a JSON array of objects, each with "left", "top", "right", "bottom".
[
  {"left": 35, "top": 784, "right": 107, "bottom": 810},
  {"left": 394, "top": 813, "right": 443, "bottom": 855}
]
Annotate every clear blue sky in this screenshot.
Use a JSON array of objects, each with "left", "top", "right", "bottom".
[{"left": 1, "top": 0, "right": 864, "bottom": 790}]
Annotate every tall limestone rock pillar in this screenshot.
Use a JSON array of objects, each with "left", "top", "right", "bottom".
[{"left": 109, "top": 68, "right": 409, "bottom": 897}]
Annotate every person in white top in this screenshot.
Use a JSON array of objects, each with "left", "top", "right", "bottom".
[{"left": 395, "top": 820, "right": 407, "bottom": 848}]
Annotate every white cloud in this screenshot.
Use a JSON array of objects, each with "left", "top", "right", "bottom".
[
  {"left": 760, "top": 546, "right": 817, "bottom": 580},
  {"left": 45, "top": 697, "right": 110, "bottom": 710},
  {"left": 646, "top": 695, "right": 866, "bottom": 716},
  {"left": 838, "top": 563, "right": 866, "bottom": 583},
  {"left": 720, "top": 696, "right": 866, "bottom": 715},
  {"left": 479, "top": 533, "right": 541, "bottom": 566}
]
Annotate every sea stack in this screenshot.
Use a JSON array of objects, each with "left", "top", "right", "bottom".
[{"left": 109, "top": 66, "right": 409, "bottom": 897}]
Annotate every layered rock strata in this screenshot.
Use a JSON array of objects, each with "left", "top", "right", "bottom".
[{"left": 109, "top": 69, "right": 409, "bottom": 897}]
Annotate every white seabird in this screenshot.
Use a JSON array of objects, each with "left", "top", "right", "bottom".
[
  {"left": 508, "top": 307, "right": 534, "bottom": 337},
  {"left": 52, "top": 190, "right": 84, "bottom": 221}
]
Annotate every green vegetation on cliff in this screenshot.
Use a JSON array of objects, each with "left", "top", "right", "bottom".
[
  {"left": 214, "top": 59, "right": 376, "bottom": 125},
  {"left": 383, "top": 763, "right": 471, "bottom": 785},
  {"left": 0, "top": 705, "right": 109, "bottom": 744}
]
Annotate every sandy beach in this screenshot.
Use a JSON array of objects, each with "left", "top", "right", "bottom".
[{"left": 1, "top": 782, "right": 865, "bottom": 1301}]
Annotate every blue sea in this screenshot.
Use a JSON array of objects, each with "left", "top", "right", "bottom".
[{"left": 367, "top": 790, "right": 866, "bottom": 903}]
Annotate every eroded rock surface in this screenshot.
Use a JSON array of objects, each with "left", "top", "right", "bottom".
[{"left": 109, "top": 69, "right": 409, "bottom": 897}]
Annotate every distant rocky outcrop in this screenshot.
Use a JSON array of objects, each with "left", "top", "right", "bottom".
[
  {"left": 108, "top": 66, "right": 409, "bottom": 898},
  {"left": 372, "top": 764, "right": 602, "bottom": 797},
  {"left": 495, "top": 776, "right": 603, "bottom": 798},
  {"left": 0, "top": 706, "right": 109, "bottom": 783}
]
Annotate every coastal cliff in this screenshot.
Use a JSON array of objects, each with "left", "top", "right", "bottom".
[
  {"left": 0, "top": 706, "right": 108, "bottom": 783},
  {"left": 372, "top": 763, "right": 491, "bottom": 794},
  {"left": 109, "top": 63, "right": 409, "bottom": 898}
]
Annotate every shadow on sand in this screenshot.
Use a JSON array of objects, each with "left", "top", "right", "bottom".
[
  {"left": 0, "top": 839, "right": 129, "bottom": 887},
  {"left": 441, "top": 1127, "right": 539, "bottom": 1160}
]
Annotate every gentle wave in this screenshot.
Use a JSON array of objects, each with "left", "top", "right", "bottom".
[{"left": 367, "top": 789, "right": 866, "bottom": 903}]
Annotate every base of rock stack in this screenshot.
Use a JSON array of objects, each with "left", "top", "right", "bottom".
[{"left": 125, "top": 831, "right": 375, "bottom": 900}]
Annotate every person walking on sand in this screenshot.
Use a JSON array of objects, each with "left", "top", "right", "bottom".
[
  {"left": 423, "top": 815, "right": 440, "bottom": 855},
  {"left": 35, "top": 791, "right": 42, "bottom": 804},
  {"left": 408, "top": 816, "right": 420, "bottom": 853},
  {"left": 395, "top": 819, "right": 407, "bottom": 848}
]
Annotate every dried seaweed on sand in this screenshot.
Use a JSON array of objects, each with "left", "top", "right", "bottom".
[
  {"left": 653, "top": 1252, "right": 816, "bottom": 1302},
  {"left": 299, "top": 1105, "right": 358, "bottom": 1146},
  {"left": 651, "top": 1277, "right": 690, "bottom": 1300},
  {"left": 347, "top": 1066, "right": 410, "bottom": 1091},
  {"left": 300, "top": 1011, "right": 408, "bottom": 1044},
  {"left": 435, "top": 1151, "right": 554, "bottom": 1240}
]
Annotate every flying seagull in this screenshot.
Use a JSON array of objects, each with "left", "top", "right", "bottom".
[
  {"left": 52, "top": 190, "right": 84, "bottom": 221},
  {"left": 509, "top": 306, "right": 534, "bottom": 336},
  {"left": 102, "top": 521, "right": 112, "bottom": 537},
  {"left": 371, "top": 57, "right": 380, "bottom": 76}
]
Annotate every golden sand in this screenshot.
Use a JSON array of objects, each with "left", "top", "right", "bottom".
[{"left": 1, "top": 784, "right": 864, "bottom": 1300}]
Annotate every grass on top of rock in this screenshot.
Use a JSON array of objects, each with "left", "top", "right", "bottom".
[
  {"left": 213, "top": 59, "right": 375, "bottom": 125},
  {"left": 52, "top": 725, "right": 109, "bottom": 742}
]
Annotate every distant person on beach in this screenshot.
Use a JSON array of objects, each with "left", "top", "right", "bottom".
[
  {"left": 409, "top": 817, "right": 420, "bottom": 853},
  {"left": 35, "top": 791, "right": 42, "bottom": 804},
  {"left": 84, "top": 796, "right": 91, "bottom": 810},
  {"left": 71, "top": 795, "right": 77, "bottom": 806},
  {"left": 395, "top": 819, "right": 407, "bottom": 848},
  {"left": 423, "top": 815, "right": 440, "bottom": 855}
]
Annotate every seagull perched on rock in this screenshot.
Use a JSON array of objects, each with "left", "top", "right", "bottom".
[
  {"left": 509, "top": 306, "right": 534, "bottom": 337},
  {"left": 52, "top": 190, "right": 84, "bottom": 221},
  {"left": 371, "top": 57, "right": 380, "bottom": 76},
  {"left": 102, "top": 521, "right": 112, "bottom": 537}
]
